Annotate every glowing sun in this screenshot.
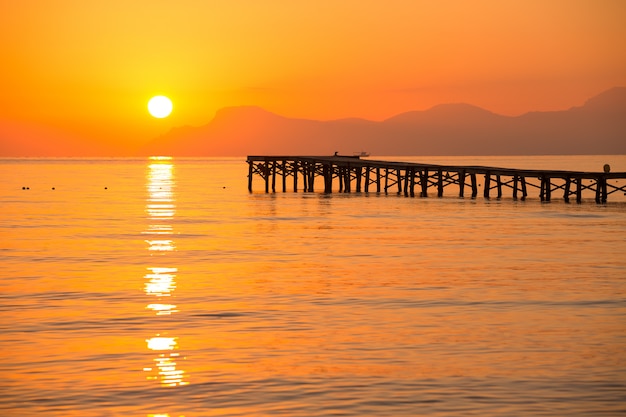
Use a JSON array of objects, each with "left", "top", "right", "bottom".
[{"left": 148, "top": 96, "right": 173, "bottom": 118}]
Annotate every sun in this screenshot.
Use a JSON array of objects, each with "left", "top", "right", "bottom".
[{"left": 148, "top": 96, "right": 173, "bottom": 118}]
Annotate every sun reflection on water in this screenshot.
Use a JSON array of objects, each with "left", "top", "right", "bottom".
[
  {"left": 145, "top": 239, "right": 176, "bottom": 251},
  {"left": 144, "top": 267, "right": 178, "bottom": 296},
  {"left": 146, "top": 303, "right": 179, "bottom": 315},
  {"left": 143, "top": 157, "right": 188, "bottom": 388}
]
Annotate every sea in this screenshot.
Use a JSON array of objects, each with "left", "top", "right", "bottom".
[{"left": 1, "top": 155, "right": 625, "bottom": 417}]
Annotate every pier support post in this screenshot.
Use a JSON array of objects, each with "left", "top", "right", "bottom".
[
  {"left": 302, "top": 162, "right": 308, "bottom": 192},
  {"left": 564, "top": 178, "right": 571, "bottom": 203},
  {"left": 403, "top": 168, "right": 410, "bottom": 197},
  {"left": 459, "top": 170, "right": 465, "bottom": 198},
  {"left": 364, "top": 166, "right": 370, "bottom": 193},
  {"left": 471, "top": 173, "right": 478, "bottom": 198},
  {"left": 512, "top": 175, "right": 519, "bottom": 200},
  {"left": 282, "top": 160, "right": 287, "bottom": 192},
  {"left": 576, "top": 178, "right": 583, "bottom": 203},
  {"left": 437, "top": 169, "right": 444, "bottom": 197},
  {"left": 323, "top": 164, "right": 332, "bottom": 193},
  {"left": 420, "top": 169, "right": 429, "bottom": 197},
  {"left": 496, "top": 175, "right": 502, "bottom": 199},
  {"left": 271, "top": 161, "right": 277, "bottom": 192},
  {"left": 356, "top": 166, "right": 363, "bottom": 192},
  {"left": 521, "top": 176, "right": 527, "bottom": 201},
  {"left": 308, "top": 163, "right": 315, "bottom": 192},
  {"left": 293, "top": 160, "right": 299, "bottom": 192},
  {"left": 338, "top": 167, "right": 344, "bottom": 192},
  {"left": 540, "top": 177, "right": 551, "bottom": 202},
  {"left": 396, "top": 169, "right": 402, "bottom": 194},
  {"left": 264, "top": 162, "right": 270, "bottom": 193},
  {"left": 247, "top": 161, "right": 253, "bottom": 192},
  {"left": 376, "top": 168, "right": 381, "bottom": 192},
  {"left": 595, "top": 176, "right": 607, "bottom": 204},
  {"left": 384, "top": 168, "right": 389, "bottom": 194},
  {"left": 484, "top": 172, "right": 491, "bottom": 199}
]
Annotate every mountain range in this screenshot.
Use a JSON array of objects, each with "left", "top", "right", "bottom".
[{"left": 146, "top": 87, "right": 626, "bottom": 156}]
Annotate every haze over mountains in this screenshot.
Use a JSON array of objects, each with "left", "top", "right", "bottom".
[
  {"left": 1, "top": 88, "right": 624, "bottom": 157},
  {"left": 147, "top": 87, "right": 626, "bottom": 156}
]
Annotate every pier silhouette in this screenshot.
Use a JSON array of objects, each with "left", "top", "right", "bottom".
[{"left": 247, "top": 155, "right": 626, "bottom": 204}]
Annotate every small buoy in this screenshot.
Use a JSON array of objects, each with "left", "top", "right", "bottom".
[
  {"left": 104, "top": 187, "right": 108, "bottom": 190},
  {"left": 603, "top": 164, "right": 611, "bottom": 173},
  {"left": 52, "top": 187, "right": 55, "bottom": 190},
  {"left": 22, "top": 186, "right": 26, "bottom": 190}
]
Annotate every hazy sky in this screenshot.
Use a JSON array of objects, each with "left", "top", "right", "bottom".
[{"left": 1, "top": 0, "right": 624, "bottom": 155}]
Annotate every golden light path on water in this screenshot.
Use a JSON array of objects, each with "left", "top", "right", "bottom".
[{"left": 142, "top": 157, "right": 188, "bottom": 391}]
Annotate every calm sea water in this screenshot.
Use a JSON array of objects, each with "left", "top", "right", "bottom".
[{"left": 1, "top": 156, "right": 625, "bottom": 417}]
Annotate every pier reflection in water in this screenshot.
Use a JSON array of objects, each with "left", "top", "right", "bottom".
[{"left": 142, "top": 157, "right": 188, "bottom": 388}]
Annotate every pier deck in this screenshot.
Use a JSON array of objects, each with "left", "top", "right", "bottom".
[{"left": 247, "top": 155, "right": 626, "bottom": 204}]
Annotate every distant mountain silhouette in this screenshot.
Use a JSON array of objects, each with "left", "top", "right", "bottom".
[{"left": 145, "top": 87, "right": 626, "bottom": 156}]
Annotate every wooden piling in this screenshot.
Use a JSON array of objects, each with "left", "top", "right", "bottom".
[
  {"left": 403, "top": 168, "right": 409, "bottom": 197},
  {"left": 420, "top": 170, "right": 429, "bottom": 197},
  {"left": 595, "top": 176, "right": 608, "bottom": 204},
  {"left": 385, "top": 168, "right": 389, "bottom": 194},
  {"left": 459, "top": 170, "right": 466, "bottom": 198},
  {"left": 396, "top": 168, "right": 402, "bottom": 194},
  {"left": 308, "top": 162, "right": 315, "bottom": 192},
  {"left": 302, "top": 162, "right": 308, "bottom": 192},
  {"left": 471, "top": 173, "right": 478, "bottom": 198},
  {"left": 564, "top": 178, "right": 571, "bottom": 203},
  {"left": 263, "top": 162, "right": 270, "bottom": 193},
  {"left": 496, "top": 175, "right": 502, "bottom": 199},
  {"left": 247, "top": 161, "right": 253, "bottom": 192},
  {"left": 356, "top": 166, "right": 363, "bottom": 192},
  {"left": 437, "top": 169, "right": 444, "bottom": 197},
  {"left": 271, "top": 161, "right": 276, "bottom": 192},
  {"left": 293, "top": 160, "right": 298, "bottom": 192},
  {"left": 540, "top": 176, "right": 551, "bottom": 202},
  {"left": 484, "top": 172, "right": 491, "bottom": 199}
]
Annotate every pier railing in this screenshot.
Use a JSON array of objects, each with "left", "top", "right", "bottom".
[{"left": 246, "top": 155, "right": 626, "bottom": 204}]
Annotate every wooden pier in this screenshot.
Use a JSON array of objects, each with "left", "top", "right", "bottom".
[{"left": 247, "top": 155, "right": 626, "bottom": 204}]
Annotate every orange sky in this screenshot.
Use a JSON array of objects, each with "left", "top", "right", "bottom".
[{"left": 1, "top": 0, "right": 625, "bottom": 155}]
